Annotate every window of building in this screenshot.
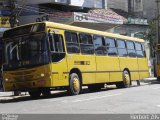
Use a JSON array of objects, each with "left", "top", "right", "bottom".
[
  {"left": 117, "top": 39, "right": 128, "bottom": 57},
  {"left": 105, "top": 37, "right": 117, "bottom": 56},
  {"left": 126, "top": 41, "right": 136, "bottom": 57},
  {"left": 93, "top": 35, "right": 107, "bottom": 55},
  {"left": 79, "top": 33, "right": 94, "bottom": 54},
  {"left": 65, "top": 31, "right": 80, "bottom": 54}
]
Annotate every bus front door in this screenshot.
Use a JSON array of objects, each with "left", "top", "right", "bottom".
[{"left": 49, "top": 32, "right": 68, "bottom": 87}]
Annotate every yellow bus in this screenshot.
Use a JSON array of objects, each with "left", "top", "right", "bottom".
[
  {"left": 156, "top": 44, "right": 160, "bottom": 80},
  {"left": 2, "top": 22, "right": 149, "bottom": 97}
]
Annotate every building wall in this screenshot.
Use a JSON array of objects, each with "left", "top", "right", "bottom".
[
  {"left": 107, "top": 0, "right": 157, "bottom": 20},
  {"left": 17, "top": 0, "right": 106, "bottom": 9},
  {"left": 107, "top": 0, "right": 128, "bottom": 12},
  {"left": 107, "top": 0, "right": 144, "bottom": 14},
  {"left": 143, "top": 0, "right": 157, "bottom": 20}
]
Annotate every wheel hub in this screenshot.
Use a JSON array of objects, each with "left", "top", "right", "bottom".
[
  {"left": 124, "top": 73, "right": 130, "bottom": 85},
  {"left": 73, "top": 77, "right": 80, "bottom": 92}
]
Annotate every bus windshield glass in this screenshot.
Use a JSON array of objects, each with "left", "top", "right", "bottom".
[{"left": 3, "top": 33, "right": 49, "bottom": 70}]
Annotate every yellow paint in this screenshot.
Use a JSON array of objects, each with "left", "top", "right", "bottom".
[
  {"left": 157, "top": 65, "right": 160, "bottom": 77},
  {"left": 3, "top": 64, "right": 52, "bottom": 91}
]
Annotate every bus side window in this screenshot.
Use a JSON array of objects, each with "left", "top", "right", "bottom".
[
  {"left": 135, "top": 42, "right": 144, "bottom": 58},
  {"left": 49, "top": 33, "right": 54, "bottom": 51},
  {"left": 141, "top": 43, "right": 146, "bottom": 57},
  {"left": 126, "top": 41, "right": 136, "bottom": 57},
  {"left": 79, "top": 33, "right": 94, "bottom": 55},
  {"left": 105, "top": 37, "right": 117, "bottom": 56},
  {"left": 117, "top": 39, "right": 128, "bottom": 57},
  {"left": 93, "top": 35, "right": 106, "bottom": 55},
  {"left": 65, "top": 31, "right": 80, "bottom": 54}
]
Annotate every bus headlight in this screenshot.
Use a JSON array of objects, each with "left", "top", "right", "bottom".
[
  {"left": 5, "top": 78, "right": 9, "bottom": 82},
  {"left": 41, "top": 73, "right": 45, "bottom": 77}
]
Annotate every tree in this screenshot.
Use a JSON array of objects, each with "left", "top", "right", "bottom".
[
  {"left": 145, "top": 20, "right": 157, "bottom": 77},
  {"left": 146, "top": 20, "right": 157, "bottom": 57}
]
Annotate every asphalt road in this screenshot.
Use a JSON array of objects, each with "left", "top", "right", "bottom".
[{"left": 0, "top": 79, "right": 160, "bottom": 114}]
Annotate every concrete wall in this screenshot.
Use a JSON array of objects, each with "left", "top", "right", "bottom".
[
  {"left": 143, "top": 0, "right": 157, "bottom": 20},
  {"left": 107, "top": 0, "right": 156, "bottom": 20},
  {"left": 107, "top": 0, "right": 128, "bottom": 12}
]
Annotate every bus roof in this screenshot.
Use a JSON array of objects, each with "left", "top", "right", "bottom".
[
  {"left": 45, "top": 22, "right": 144, "bottom": 43},
  {"left": 4, "top": 21, "right": 145, "bottom": 43}
]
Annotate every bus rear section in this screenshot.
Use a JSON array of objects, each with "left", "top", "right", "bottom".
[{"left": 156, "top": 44, "right": 160, "bottom": 80}]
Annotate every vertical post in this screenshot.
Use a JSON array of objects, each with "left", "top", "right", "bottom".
[
  {"left": 155, "top": 0, "right": 160, "bottom": 78},
  {"left": 128, "top": 0, "right": 131, "bottom": 13},
  {"left": 133, "top": 0, "right": 135, "bottom": 14},
  {"left": 156, "top": 0, "right": 160, "bottom": 44},
  {"left": 9, "top": 0, "right": 19, "bottom": 28},
  {"left": 103, "top": 0, "right": 107, "bottom": 9}
]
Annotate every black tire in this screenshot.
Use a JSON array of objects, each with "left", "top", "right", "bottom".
[
  {"left": 136, "top": 80, "right": 141, "bottom": 86},
  {"left": 41, "top": 88, "right": 51, "bottom": 97},
  {"left": 29, "top": 89, "right": 41, "bottom": 98},
  {"left": 13, "top": 91, "right": 21, "bottom": 96},
  {"left": 116, "top": 82, "right": 125, "bottom": 88},
  {"left": 157, "top": 77, "right": 160, "bottom": 81},
  {"left": 68, "top": 73, "right": 81, "bottom": 95},
  {"left": 88, "top": 84, "right": 102, "bottom": 92},
  {"left": 116, "top": 70, "right": 131, "bottom": 88}
]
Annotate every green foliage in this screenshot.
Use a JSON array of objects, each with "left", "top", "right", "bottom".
[
  {"left": 146, "top": 20, "right": 156, "bottom": 44},
  {"left": 145, "top": 20, "right": 157, "bottom": 57}
]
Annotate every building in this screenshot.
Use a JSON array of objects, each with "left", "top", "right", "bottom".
[
  {"left": 11, "top": 0, "right": 126, "bottom": 31},
  {"left": 17, "top": 0, "right": 107, "bottom": 9},
  {"left": 0, "top": 0, "right": 10, "bottom": 37},
  {"left": 143, "top": 0, "right": 157, "bottom": 21},
  {"left": 107, "top": 0, "right": 148, "bottom": 36},
  {"left": 107, "top": 0, "right": 158, "bottom": 21}
]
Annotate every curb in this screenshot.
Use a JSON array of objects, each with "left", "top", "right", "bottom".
[
  {"left": 0, "top": 96, "right": 19, "bottom": 103},
  {"left": 143, "top": 77, "right": 157, "bottom": 81},
  {"left": 0, "top": 92, "right": 29, "bottom": 103}
]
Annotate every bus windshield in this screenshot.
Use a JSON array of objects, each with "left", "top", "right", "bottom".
[{"left": 3, "top": 33, "right": 49, "bottom": 70}]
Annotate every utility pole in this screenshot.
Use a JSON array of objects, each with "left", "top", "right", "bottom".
[
  {"left": 154, "top": 0, "right": 160, "bottom": 78},
  {"left": 9, "top": 0, "right": 19, "bottom": 28},
  {"left": 156, "top": 0, "right": 160, "bottom": 44}
]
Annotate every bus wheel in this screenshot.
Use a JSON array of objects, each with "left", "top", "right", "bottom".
[
  {"left": 41, "top": 88, "right": 51, "bottom": 96},
  {"left": 116, "top": 70, "right": 131, "bottom": 88},
  {"left": 123, "top": 70, "right": 131, "bottom": 88},
  {"left": 157, "top": 77, "right": 160, "bottom": 81},
  {"left": 68, "top": 73, "right": 81, "bottom": 95},
  {"left": 29, "top": 89, "right": 41, "bottom": 98}
]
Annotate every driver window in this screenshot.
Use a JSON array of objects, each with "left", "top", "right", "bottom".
[
  {"left": 49, "top": 33, "right": 66, "bottom": 62},
  {"left": 49, "top": 34, "right": 65, "bottom": 53}
]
